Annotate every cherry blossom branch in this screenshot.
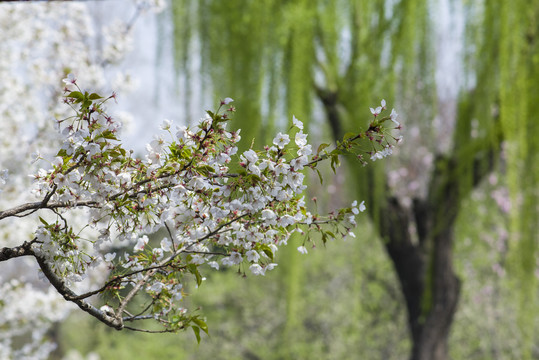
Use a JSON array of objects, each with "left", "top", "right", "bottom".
[
  {"left": 32, "top": 251, "right": 124, "bottom": 330},
  {"left": 0, "top": 200, "right": 97, "bottom": 221},
  {"left": 122, "top": 326, "right": 177, "bottom": 334},
  {"left": 72, "top": 261, "right": 189, "bottom": 301},
  {"left": 5, "top": 79, "right": 400, "bottom": 337},
  {"left": 116, "top": 266, "right": 160, "bottom": 321},
  {"left": 114, "top": 213, "right": 251, "bottom": 326},
  {"left": 0, "top": 239, "right": 36, "bottom": 261}
]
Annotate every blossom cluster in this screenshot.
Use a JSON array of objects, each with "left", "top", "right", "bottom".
[
  {"left": 0, "top": 280, "right": 67, "bottom": 359},
  {"left": 0, "top": 1, "right": 165, "bottom": 358},
  {"left": 368, "top": 99, "right": 402, "bottom": 161},
  {"left": 21, "top": 76, "right": 400, "bottom": 336}
]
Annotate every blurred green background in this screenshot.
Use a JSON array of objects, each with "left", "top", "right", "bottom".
[{"left": 52, "top": 0, "right": 538, "bottom": 359}]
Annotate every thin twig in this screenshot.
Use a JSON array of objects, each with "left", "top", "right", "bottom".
[{"left": 122, "top": 326, "right": 177, "bottom": 333}]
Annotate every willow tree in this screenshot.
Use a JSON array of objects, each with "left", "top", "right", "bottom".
[
  {"left": 498, "top": 0, "right": 539, "bottom": 357},
  {"left": 169, "top": 1, "right": 539, "bottom": 359}
]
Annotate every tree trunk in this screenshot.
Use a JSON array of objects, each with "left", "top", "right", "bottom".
[
  {"left": 316, "top": 88, "right": 498, "bottom": 360},
  {"left": 382, "top": 211, "right": 460, "bottom": 359},
  {"left": 380, "top": 155, "right": 465, "bottom": 360},
  {"left": 381, "top": 198, "right": 461, "bottom": 360}
]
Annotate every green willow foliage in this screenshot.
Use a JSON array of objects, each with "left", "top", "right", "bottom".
[
  {"left": 499, "top": 0, "right": 539, "bottom": 357},
  {"left": 170, "top": 0, "right": 431, "bottom": 208},
  {"left": 167, "top": 0, "right": 538, "bottom": 357}
]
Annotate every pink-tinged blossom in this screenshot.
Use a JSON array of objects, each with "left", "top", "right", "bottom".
[
  {"left": 286, "top": 171, "right": 305, "bottom": 190},
  {"left": 171, "top": 284, "right": 184, "bottom": 300},
  {"left": 278, "top": 214, "right": 296, "bottom": 227},
  {"left": 259, "top": 158, "right": 275, "bottom": 171},
  {"left": 274, "top": 162, "right": 290, "bottom": 176},
  {"left": 148, "top": 281, "right": 165, "bottom": 294},
  {"left": 246, "top": 250, "right": 260, "bottom": 263},
  {"left": 149, "top": 135, "right": 166, "bottom": 152},
  {"left": 190, "top": 255, "right": 205, "bottom": 265},
  {"left": 222, "top": 252, "right": 243, "bottom": 266},
  {"left": 242, "top": 149, "right": 258, "bottom": 163},
  {"left": 134, "top": 235, "right": 149, "bottom": 252},
  {"left": 62, "top": 73, "right": 77, "bottom": 85},
  {"left": 250, "top": 263, "right": 279, "bottom": 276},
  {"left": 351, "top": 200, "right": 360, "bottom": 215},
  {"left": 359, "top": 200, "right": 366, "bottom": 212},
  {"left": 104, "top": 252, "right": 116, "bottom": 262},
  {"left": 31, "top": 150, "right": 42, "bottom": 164},
  {"left": 261, "top": 209, "right": 276, "bottom": 221},
  {"left": 370, "top": 106, "right": 382, "bottom": 116},
  {"left": 153, "top": 248, "right": 164, "bottom": 261},
  {"left": 370, "top": 146, "right": 392, "bottom": 161},
  {"left": 62, "top": 73, "right": 77, "bottom": 91},
  {"left": 53, "top": 173, "right": 68, "bottom": 187},
  {"left": 248, "top": 162, "right": 261, "bottom": 176},
  {"left": 290, "top": 155, "right": 308, "bottom": 170},
  {"left": 273, "top": 132, "right": 290, "bottom": 149},
  {"left": 175, "top": 125, "right": 195, "bottom": 145},
  {"left": 390, "top": 109, "right": 400, "bottom": 126},
  {"left": 297, "top": 144, "right": 312, "bottom": 157},
  {"left": 146, "top": 149, "right": 162, "bottom": 165},
  {"left": 52, "top": 156, "right": 63, "bottom": 168},
  {"left": 295, "top": 131, "right": 308, "bottom": 147},
  {"left": 159, "top": 119, "right": 172, "bottom": 130},
  {"left": 293, "top": 115, "right": 303, "bottom": 130},
  {"left": 249, "top": 264, "right": 266, "bottom": 275},
  {"left": 160, "top": 238, "right": 172, "bottom": 252},
  {"left": 86, "top": 143, "right": 100, "bottom": 159},
  {"left": 351, "top": 200, "right": 366, "bottom": 214}
]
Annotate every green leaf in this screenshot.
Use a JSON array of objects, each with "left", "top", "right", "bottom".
[
  {"left": 38, "top": 217, "right": 49, "bottom": 226},
  {"left": 169, "top": 142, "right": 180, "bottom": 157},
  {"left": 88, "top": 93, "right": 103, "bottom": 100},
  {"left": 67, "top": 91, "right": 84, "bottom": 100},
  {"left": 330, "top": 154, "right": 340, "bottom": 173},
  {"left": 157, "top": 166, "right": 175, "bottom": 177},
  {"left": 343, "top": 132, "right": 356, "bottom": 141},
  {"left": 315, "top": 168, "right": 323, "bottom": 185},
  {"left": 197, "top": 165, "right": 215, "bottom": 176},
  {"left": 330, "top": 148, "right": 345, "bottom": 155},
  {"left": 260, "top": 244, "right": 274, "bottom": 261},
  {"left": 192, "top": 317, "right": 209, "bottom": 334},
  {"left": 206, "top": 110, "right": 215, "bottom": 119},
  {"left": 192, "top": 326, "right": 201, "bottom": 344},
  {"left": 187, "top": 264, "right": 203, "bottom": 286},
  {"left": 82, "top": 99, "right": 92, "bottom": 109},
  {"left": 101, "top": 130, "right": 118, "bottom": 140},
  {"left": 246, "top": 174, "right": 261, "bottom": 184},
  {"left": 56, "top": 148, "right": 67, "bottom": 158},
  {"left": 181, "top": 149, "right": 192, "bottom": 160},
  {"left": 317, "top": 143, "right": 330, "bottom": 155}
]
